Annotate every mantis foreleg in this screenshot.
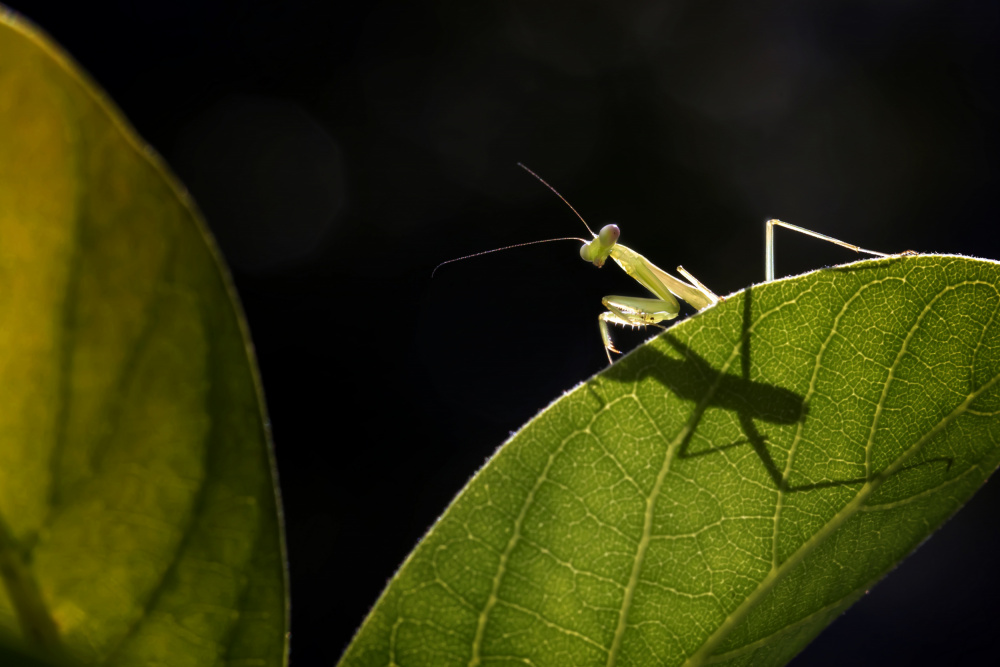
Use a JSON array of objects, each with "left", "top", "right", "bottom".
[{"left": 580, "top": 226, "right": 719, "bottom": 362}]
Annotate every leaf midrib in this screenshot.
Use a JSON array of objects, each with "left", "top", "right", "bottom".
[
  {"left": 680, "top": 368, "right": 1000, "bottom": 665},
  {"left": 605, "top": 321, "right": 749, "bottom": 666},
  {"left": 682, "top": 278, "right": 1000, "bottom": 665},
  {"left": 465, "top": 424, "right": 594, "bottom": 666}
]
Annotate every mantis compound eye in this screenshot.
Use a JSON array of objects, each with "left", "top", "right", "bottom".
[
  {"left": 598, "top": 224, "right": 620, "bottom": 246},
  {"left": 580, "top": 242, "right": 602, "bottom": 266}
]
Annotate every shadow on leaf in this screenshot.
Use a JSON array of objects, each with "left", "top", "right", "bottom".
[{"left": 599, "top": 285, "right": 952, "bottom": 493}]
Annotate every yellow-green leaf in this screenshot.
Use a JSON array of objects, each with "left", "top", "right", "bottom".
[
  {"left": 0, "top": 11, "right": 286, "bottom": 666},
  {"left": 341, "top": 254, "right": 1000, "bottom": 666}
]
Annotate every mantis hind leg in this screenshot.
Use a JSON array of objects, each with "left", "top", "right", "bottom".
[{"left": 765, "top": 219, "right": 889, "bottom": 282}]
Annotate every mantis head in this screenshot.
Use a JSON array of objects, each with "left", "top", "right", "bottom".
[{"left": 580, "top": 224, "right": 620, "bottom": 268}]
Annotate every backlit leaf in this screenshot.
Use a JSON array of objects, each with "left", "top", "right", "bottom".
[
  {"left": 0, "top": 12, "right": 286, "bottom": 666},
  {"left": 342, "top": 254, "right": 1000, "bottom": 666}
]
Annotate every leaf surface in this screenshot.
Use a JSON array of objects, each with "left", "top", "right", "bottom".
[
  {"left": 0, "top": 12, "right": 286, "bottom": 666},
  {"left": 342, "top": 254, "right": 1000, "bottom": 666}
]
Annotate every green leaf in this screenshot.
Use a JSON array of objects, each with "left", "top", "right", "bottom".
[
  {"left": 341, "top": 254, "right": 1000, "bottom": 666},
  {"left": 0, "top": 12, "right": 287, "bottom": 667}
]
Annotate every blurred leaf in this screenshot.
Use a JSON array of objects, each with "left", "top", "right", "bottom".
[
  {"left": 341, "top": 255, "right": 1000, "bottom": 666},
  {"left": 0, "top": 11, "right": 286, "bottom": 666}
]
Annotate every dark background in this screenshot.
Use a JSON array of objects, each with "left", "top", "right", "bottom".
[{"left": 8, "top": 1, "right": 1000, "bottom": 664}]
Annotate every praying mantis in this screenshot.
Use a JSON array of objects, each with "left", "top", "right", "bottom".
[{"left": 437, "top": 164, "right": 891, "bottom": 364}]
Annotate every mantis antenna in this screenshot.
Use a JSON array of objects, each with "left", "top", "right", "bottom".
[
  {"left": 431, "top": 237, "right": 586, "bottom": 278},
  {"left": 516, "top": 163, "right": 597, "bottom": 237}
]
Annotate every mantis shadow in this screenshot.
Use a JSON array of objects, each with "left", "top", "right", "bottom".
[{"left": 598, "top": 285, "right": 952, "bottom": 493}]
